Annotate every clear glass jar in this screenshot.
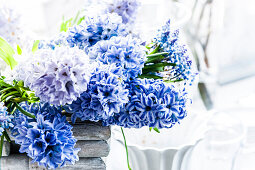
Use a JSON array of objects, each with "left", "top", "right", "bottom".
[{"left": 232, "top": 126, "right": 255, "bottom": 170}]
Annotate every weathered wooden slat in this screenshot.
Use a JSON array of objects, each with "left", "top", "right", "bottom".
[
  {"left": 29, "top": 157, "right": 106, "bottom": 170},
  {"left": 1, "top": 154, "right": 29, "bottom": 170},
  {"left": 76, "top": 140, "right": 110, "bottom": 158},
  {"left": 8, "top": 140, "right": 110, "bottom": 158},
  {"left": 2, "top": 141, "right": 10, "bottom": 157},
  {"left": 7, "top": 121, "right": 111, "bottom": 141},
  {"left": 72, "top": 123, "right": 111, "bottom": 141},
  {"left": 0, "top": 154, "right": 106, "bottom": 170}
]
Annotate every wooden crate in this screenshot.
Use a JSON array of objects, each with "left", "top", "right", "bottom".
[{"left": 1, "top": 121, "right": 111, "bottom": 170}]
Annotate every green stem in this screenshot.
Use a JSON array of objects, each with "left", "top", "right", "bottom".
[
  {"left": 121, "top": 127, "right": 132, "bottom": 170},
  {"left": 14, "top": 102, "right": 36, "bottom": 119},
  {"left": 0, "top": 133, "right": 4, "bottom": 157}
]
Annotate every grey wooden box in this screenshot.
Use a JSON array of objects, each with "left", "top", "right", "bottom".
[{"left": 1, "top": 121, "right": 111, "bottom": 170}]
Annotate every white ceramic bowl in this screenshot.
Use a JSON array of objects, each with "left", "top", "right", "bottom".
[{"left": 112, "top": 111, "right": 210, "bottom": 170}]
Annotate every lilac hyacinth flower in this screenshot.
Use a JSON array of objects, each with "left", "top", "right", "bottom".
[
  {"left": 16, "top": 46, "right": 92, "bottom": 106},
  {"left": 107, "top": 0, "right": 141, "bottom": 24}
]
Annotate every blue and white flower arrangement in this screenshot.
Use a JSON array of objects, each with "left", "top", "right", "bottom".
[{"left": 0, "top": 0, "right": 197, "bottom": 169}]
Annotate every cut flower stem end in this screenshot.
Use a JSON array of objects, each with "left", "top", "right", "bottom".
[{"left": 121, "top": 127, "right": 132, "bottom": 170}]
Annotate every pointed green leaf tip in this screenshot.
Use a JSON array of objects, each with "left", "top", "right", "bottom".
[
  {"left": 32, "top": 40, "right": 40, "bottom": 53},
  {"left": 153, "top": 127, "right": 160, "bottom": 133},
  {"left": 60, "top": 17, "right": 73, "bottom": 32},
  {"left": 149, "top": 127, "right": 160, "bottom": 133},
  {"left": 0, "top": 37, "right": 17, "bottom": 70},
  {"left": 17, "top": 44, "right": 22, "bottom": 55}
]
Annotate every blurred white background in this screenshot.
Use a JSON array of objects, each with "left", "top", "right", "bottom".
[{"left": 2, "top": 0, "right": 255, "bottom": 110}]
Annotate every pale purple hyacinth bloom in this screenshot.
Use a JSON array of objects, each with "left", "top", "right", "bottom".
[
  {"left": 16, "top": 46, "right": 92, "bottom": 106},
  {"left": 107, "top": 0, "right": 141, "bottom": 24}
]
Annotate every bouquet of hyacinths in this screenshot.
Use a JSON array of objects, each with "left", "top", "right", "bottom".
[{"left": 0, "top": 1, "right": 197, "bottom": 169}]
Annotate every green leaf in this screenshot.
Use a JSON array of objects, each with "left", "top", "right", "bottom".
[
  {"left": 5, "top": 95, "right": 16, "bottom": 102},
  {"left": 60, "top": 17, "right": 73, "bottom": 32},
  {"left": 164, "top": 79, "right": 184, "bottom": 83},
  {"left": 0, "top": 80, "right": 12, "bottom": 87},
  {"left": 0, "top": 37, "right": 17, "bottom": 70},
  {"left": 144, "top": 62, "right": 176, "bottom": 68},
  {"left": 3, "top": 131, "right": 11, "bottom": 143},
  {"left": 14, "top": 102, "right": 36, "bottom": 119},
  {"left": 149, "top": 127, "right": 160, "bottom": 133},
  {"left": 60, "top": 17, "right": 67, "bottom": 32},
  {"left": 146, "top": 52, "right": 169, "bottom": 58},
  {"left": 1, "top": 91, "right": 19, "bottom": 102},
  {"left": 17, "top": 44, "right": 22, "bottom": 55},
  {"left": 138, "top": 74, "right": 163, "bottom": 79},
  {"left": 145, "top": 55, "right": 165, "bottom": 63},
  {"left": 143, "top": 65, "right": 165, "bottom": 73},
  {"left": 72, "top": 11, "right": 81, "bottom": 25},
  {"left": 0, "top": 92, "right": 6, "bottom": 100},
  {"left": 17, "top": 80, "right": 24, "bottom": 87},
  {"left": 32, "top": 40, "right": 40, "bottom": 53},
  {"left": 145, "top": 42, "right": 155, "bottom": 50},
  {"left": 77, "top": 16, "right": 85, "bottom": 25},
  {"left": 12, "top": 97, "right": 29, "bottom": 103},
  {"left": 149, "top": 45, "right": 160, "bottom": 54},
  {"left": 143, "top": 62, "right": 177, "bottom": 74},
  {"left": 0, "top": 86, "right": 15, "bottom": 94},
  {"left": 153, "top": 127, "right": 160, "bottom": 133}
]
